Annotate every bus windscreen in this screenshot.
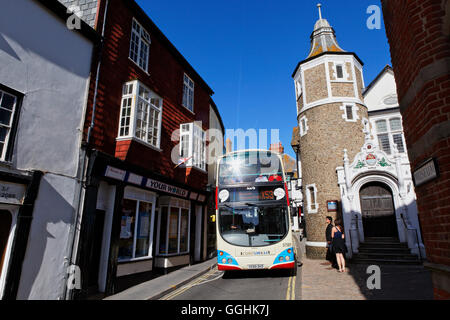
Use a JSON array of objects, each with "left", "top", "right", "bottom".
[{"left": 219, "top": 151, "right": 283, "bottom": 185}]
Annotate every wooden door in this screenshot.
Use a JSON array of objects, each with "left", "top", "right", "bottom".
[{"left": 360, "top": 182, "right": 398, "bottom": 238}]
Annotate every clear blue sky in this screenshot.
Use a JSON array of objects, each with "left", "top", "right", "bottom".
[{"left": 136, "top": 0, "right": 391, "bottom": 158}]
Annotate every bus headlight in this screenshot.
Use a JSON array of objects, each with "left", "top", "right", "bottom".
[
  {"left": 222, "top": 258, "right": 227, "bottom": 264},
  {"left": 285, "top": 256, "right": 290, "bottom": 261},
  {"left": 228, "top": 258, "right": 233, "bottom": 264},
  {"left": 279, "top": 256, "right": 284, "bottom": 262}
]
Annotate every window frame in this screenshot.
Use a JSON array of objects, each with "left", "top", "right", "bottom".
[
  {"left": 129, "top": 18, "right": 151, "bottom": 72},
  {"left": 375, "top": 117, "right": 406, "bottom": 155},
  {"left": 182, "top": 74, "right": 195, "bottom": 113},
  {"left": 156, "top": 198, "right": 191, "bottom": 256},
  {"left": 117, "top": 192, "right": 156, "bottom": 263},
  {"left": 299, "top": 116, "right": 309, "bottom": 137},
  {"left": 340, "top": 103, "right": 359, "bottom": 122},
  {"left": 0, "top": 85, "right": 22, "bottom": 162},
  {"left": 117, "top": 80, "right": 163, "bottom": 151},
  {"left": 179, "top": 122, "right": 206, "bottom": 171},
  {"left": 306, "top": 184, "right": 318, "bottom": 214}
]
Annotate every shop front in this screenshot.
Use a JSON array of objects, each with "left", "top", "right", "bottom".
[
  {"left": 0, "top": 170, "right": 41, "bottom": 300},
  {"left": 75, "top": 151, "right": 209, "bottom": 298}
]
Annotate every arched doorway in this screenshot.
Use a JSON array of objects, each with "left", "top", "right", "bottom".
[
  {"left": 0, "top": 210, "right": 12, "bottom": 276},
  {"left": 359, "top": 182, "right": 398, "bottom": 238}
]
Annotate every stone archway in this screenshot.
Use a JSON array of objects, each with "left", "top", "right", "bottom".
[{"left": 359, "top": 182, "right": 398, "bottom": 238}]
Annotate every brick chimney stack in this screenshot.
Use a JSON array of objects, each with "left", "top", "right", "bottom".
[{"left": 269, "top": 142, "right": 284, "bottom": 154}]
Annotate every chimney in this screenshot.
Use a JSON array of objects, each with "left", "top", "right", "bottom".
[
  {"left": 226, "top": 138, "right": 233, "bottom": 154},
  {"left": 269, "top": 142, "right": 284, "bottom": 154}
]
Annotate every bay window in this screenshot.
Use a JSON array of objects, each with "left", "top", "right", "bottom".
[
  {"left": 118, "top": 81, "right": 163, "bottom": 150},
  {"left": 179, "top": 122, "right": 206, "bottom": 171}
]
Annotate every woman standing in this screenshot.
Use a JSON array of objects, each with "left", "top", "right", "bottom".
[{"left": 331, "top": 220, "right": 347, "bottom": 273}]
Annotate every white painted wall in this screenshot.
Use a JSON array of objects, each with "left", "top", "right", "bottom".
[
  {"left": 364, "top": 69, "right": 399, "bottom": 112},
  {"left": 208, "top": 106, "right": 224, "bottom": 186},
  {"left": 0, "top": 0, "right": 94, "bottom": 299}
]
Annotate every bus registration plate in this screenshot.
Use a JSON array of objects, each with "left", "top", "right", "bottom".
[{"left": 248, "top": 264, "right": 265, "bottom": 270}]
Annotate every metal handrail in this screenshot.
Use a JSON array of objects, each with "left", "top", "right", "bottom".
[{"left": 400, "top": 214, "right": 422, "bottom": 261}]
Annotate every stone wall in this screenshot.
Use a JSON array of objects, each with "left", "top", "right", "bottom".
[
  {"left": 304, "top": 63, "right": 328, "bottom": 103},
  {"left": 299, "top": 102, "right": 368, "bottom": 258},
  {"left": 331, "top": 83, "right": 355, "bottom": 97}
]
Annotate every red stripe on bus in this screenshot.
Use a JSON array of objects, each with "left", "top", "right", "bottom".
[
  {"left": 218, "top": 264, "right": 241, "bottom": 271},
  {"left": 285, "top": 183, "right": 290, "bottom": 207},
  {"left": 270, "top": 262, "right": 295, "bottom": 270},
  {"left": 215, "top": 187, "right": 218, "bottom": 210}
]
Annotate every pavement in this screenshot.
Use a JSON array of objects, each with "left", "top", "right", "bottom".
[
  {"left": 300, "top": 253, "right": 434, "bottom": 300},
  {"left": 105, "top": 231, "right": 434, "bottom": 300},
  {"left": 104, "top": 258, "right": 217, "bottom": 300}
]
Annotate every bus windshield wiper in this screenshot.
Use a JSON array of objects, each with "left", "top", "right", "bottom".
[{"left": 245, "top": 202, "right": 258, "bottom": 207}]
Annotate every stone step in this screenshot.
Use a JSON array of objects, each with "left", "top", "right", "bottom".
[
  {"left": 355, "top": 252, "right": 419, "bottom": 260},
  {"left": 364, "top": 237, "right": 399, "bottom": 242},
  {"left": 351, "top": 257, "right": 422, "bottom": 265},
  {"left": 359, "top": 242, "right": 409, "bottom": 249},
  {"left": 358, "top": 247, "right": 411, "bottom": 254}
]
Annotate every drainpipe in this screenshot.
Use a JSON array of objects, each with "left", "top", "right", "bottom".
[{"left": 64, "top": 0, "right": 109, "bottom": 300}]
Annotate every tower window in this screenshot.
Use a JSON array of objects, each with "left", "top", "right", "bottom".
[
  {"left": 346, "top": 105, "right": 354, "bottom": 120},
  {"left": 336, "top": 65, "right": 344, "bottom": 79},
  {"left": 340, "top": 104, "right": 358, "bottom": 122},
  {"left": 299, "top": 116, "right": 309, "bottom": 136},
  {"left": 306, "top": 184, "right": 318, "bottom": 213}
]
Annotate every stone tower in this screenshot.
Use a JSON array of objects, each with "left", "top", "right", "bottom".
[{"left": 292, "top": 5, "right": 369, "bottom": 258}]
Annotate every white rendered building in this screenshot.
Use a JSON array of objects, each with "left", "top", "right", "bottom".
[{"left": 336, "top": 65, "right": 426, "bottom": 259}]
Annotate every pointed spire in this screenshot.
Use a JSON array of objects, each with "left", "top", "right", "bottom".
[{"left": 306, "top": 4, "right": 345, "bottom": 59}]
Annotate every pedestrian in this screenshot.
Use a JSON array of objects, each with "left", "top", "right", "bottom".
[
  {"left": 325, "top": 216, "right": 337, "bottom": 269},
  {"left": 332, "top": 220, "right": 347, "bottom": 273}
]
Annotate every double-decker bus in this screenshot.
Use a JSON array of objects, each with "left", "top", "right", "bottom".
[{"left": 215, "top": 150, "right": 296, "bottom": 271}]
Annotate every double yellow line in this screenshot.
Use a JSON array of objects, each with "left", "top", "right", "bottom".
[
  {"left": 160, "top": 268, "right": 218, "bottom": 300},
  {"left": 286, "top": 274, "right": 296, "bottom": 300}
]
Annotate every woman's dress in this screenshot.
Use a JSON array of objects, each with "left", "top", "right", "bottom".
[{"left": 332, "top": 228, "right": 346, "bottom": 254}]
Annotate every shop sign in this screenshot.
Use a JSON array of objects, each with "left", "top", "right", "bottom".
[
  {"left": 105, "top": 166, "right": 126, "bottom": 181},
  {"left": 146, "top": 179, "right": 188, "bottom": 198},
  {"left": 0, "top": 181, "right": 27, "bottom": 205}
]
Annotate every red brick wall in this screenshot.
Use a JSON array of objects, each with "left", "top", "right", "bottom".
[
  {"left": 84, "top": 0, "right": 211, "bottom": 190},
  {"left": 382, "top": 0, "right": 450, "bottom": 299}
]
